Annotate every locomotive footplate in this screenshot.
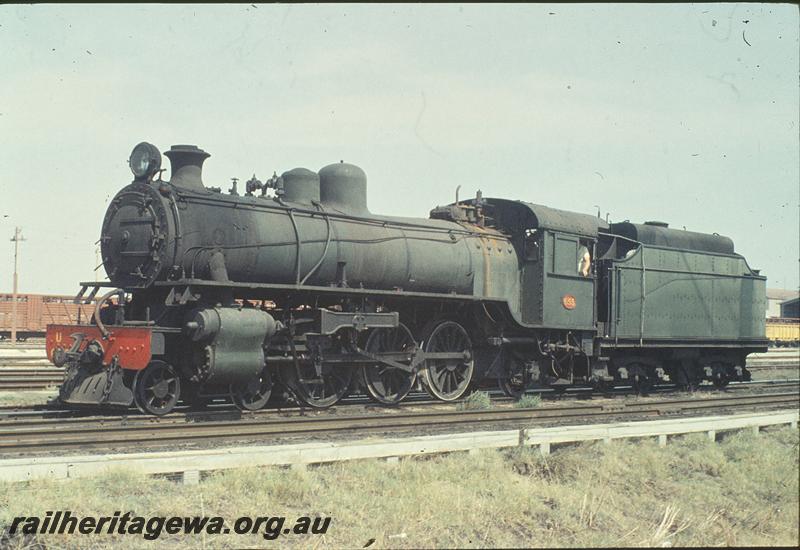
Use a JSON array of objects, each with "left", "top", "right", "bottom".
[{"left": 317, "top": 309, "right": 399, "bottom": 334}]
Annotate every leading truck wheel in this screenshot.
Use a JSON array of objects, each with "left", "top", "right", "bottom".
[
  {"left": 420, "top": 320, "right": 474, "bottom": 401},
  {"left": 230, "top": 367, "right": 273, "bottom": 411},
  {"left": 282, "top": 362, "right": 353, "bottom": 409},
  {"left": 133, "top": 360, "right": 181, "bottom": 416}
]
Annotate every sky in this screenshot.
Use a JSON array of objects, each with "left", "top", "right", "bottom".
[{"left": 1, "top": 3, "right": 798, "bottom": 295}]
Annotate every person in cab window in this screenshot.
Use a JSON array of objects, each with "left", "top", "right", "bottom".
[{"left": 578, "top": 244, "right": 591, "bottom": 277}]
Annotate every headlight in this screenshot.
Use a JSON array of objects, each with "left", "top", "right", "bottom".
[{"left": 128, "top": 142, "right": 161, "bottom": 180}]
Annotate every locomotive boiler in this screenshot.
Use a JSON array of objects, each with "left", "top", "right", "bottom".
[{"left": 45, "top": 142, "right": 769, "bottom": 415}]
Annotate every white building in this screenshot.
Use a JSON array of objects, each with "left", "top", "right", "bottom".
[{"left": 766, "top": 288, "right": 799, "bottom": 318}]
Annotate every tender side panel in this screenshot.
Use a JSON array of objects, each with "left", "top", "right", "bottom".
[
  {"left": 46, "top": 324, "right": 153, "bottom": 370},
  {"left": 609, "top": 247, "right": 766, "bottom": 342}
]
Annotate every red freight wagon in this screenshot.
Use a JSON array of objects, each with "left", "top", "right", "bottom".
[{"left": 0, "top": 294, "right": 96, "bottom": 341}]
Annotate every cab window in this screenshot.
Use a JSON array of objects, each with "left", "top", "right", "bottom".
[
  {"left": 553, "top": 236, "right": 578, "bottom": 275},
  {"left": 524, "top": 229, "right": 540, "bottom": 261}
]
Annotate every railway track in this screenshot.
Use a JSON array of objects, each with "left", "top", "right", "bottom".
[
  {"left": 1, "top": 378, "right": 797, "bottom": 421},
  {"left": 0, "top": 388, "right": 796, "bottom": 455},
  {"left": 0, "top": 368, "right": 63, "bottom": 390},
  {"left": 1, "top": 361, "right": 797, "bottom": 392},
  {"left": 0, "top": 341, "right": 46, "bottom": 350}
]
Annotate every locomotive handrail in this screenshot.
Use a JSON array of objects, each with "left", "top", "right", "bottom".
[
  {"left": 155, "top": 278, "right": 487, "bottom": 302},
  {"left": 178, "top": 196, "right": 479, "bottom": 281},
  {"left": 172, "top": 189, "right": 503, "bottom": 238},
  {"left": 182, "top": 232, "right": 465, "bottom": 252},
  {"left": 93, "top": 288, "right": 124, "bottom": 339},
  {"left": 299, "top": 201, "right": 332, "bottom": 286},
  {"left": 180, "top": 230, "right": 473, "bottom": 280},
  {"left": 285, "top": 205, "right": 302, "bottom": 284},
  {"left": 166, "top": 190, "right": 183, "bottom": 274},
  {"left": 640, "top": 248, "right": 646, "bottom": 346}
]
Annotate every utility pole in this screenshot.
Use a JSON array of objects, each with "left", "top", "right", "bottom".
[{"left": 10, "top": 227, "right": 25, "bottom": 347}]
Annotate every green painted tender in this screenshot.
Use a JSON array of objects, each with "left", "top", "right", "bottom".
[
  {"left": 602, "top": 221, "right": 765, "bottom": 347},
  {"left": 475, "top": 199, "right": 766, "bottom": 349}
]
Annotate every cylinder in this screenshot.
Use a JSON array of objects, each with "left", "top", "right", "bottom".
[{"left": 185, "top": 307, "right": 278, "bottom": 384}]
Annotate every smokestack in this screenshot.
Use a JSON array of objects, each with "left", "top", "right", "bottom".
[{"left": 165, "top": 144, "right": 210, "bottom": 190}]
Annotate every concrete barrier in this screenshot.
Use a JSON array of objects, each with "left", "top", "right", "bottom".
[{"left": 0, "top": 409, "right": 795, "bottom": 484}]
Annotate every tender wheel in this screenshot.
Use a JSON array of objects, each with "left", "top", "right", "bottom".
[
  {"left": 420, "top": 320, "right": 474, "bottom": 401},
  {"left": 498, "top": 376, "right": 526, "bottom": 399},
  {"left": 676, "top": 364, "right": 701, "bottom": 392},
  {"left": 710, "top": 362, "right": 731, "bottom": 388},
  {"left": 497, "top": 354, "right": 530, "bottom": 399},
  {"left": 630, "top": 365, "right": 654, "bottom": 396},
  {"left": 632, "top": 377, "right": 652, "bottom": 395},
  {"left": 230, "top": 367, "right": 273, "bottom": 411},
  {"left": 711, "top": 366, "right": 731, "bottom": 388},
  {"left": 133, "top": 360, "right": 181, "bottom": 416},
  {"left": 361, "top": 324, "right": 418, "bottom": 405},
  {"left": 283, "top": 362, "right": 353, "bottom": 409},
  {"left": 593, "top": 379, "right": 616, "bottom": 394}
]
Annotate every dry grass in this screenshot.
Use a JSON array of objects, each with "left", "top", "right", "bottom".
[
  {"left": 1, "top": 426, "right": 797, "bottom": 548},
  {"left": 514, "top": 394, "right": 542, "bottom": 408},
  {"left": 457, "top": 391, "right": 492, "bottom": 410}
]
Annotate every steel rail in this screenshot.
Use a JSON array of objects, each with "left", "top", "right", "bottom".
[
  {"left": 5, "top": 388, "right": 798, "bottom": 431},
  {"left": 0, "top": 391, "right": 796, "bottom": 454},
  {"left": 0, "top": 357, "right": 796, "bottom": 392},
  {"left": 1, "top": 379, "right": 797, "bottom": 422},
  {"left": 0, "top": 368, "right": 64, "bottom": 390}
]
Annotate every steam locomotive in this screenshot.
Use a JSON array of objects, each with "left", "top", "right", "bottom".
[{"left": 45, "top": 142, "right": 768, "bottom": 415}]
